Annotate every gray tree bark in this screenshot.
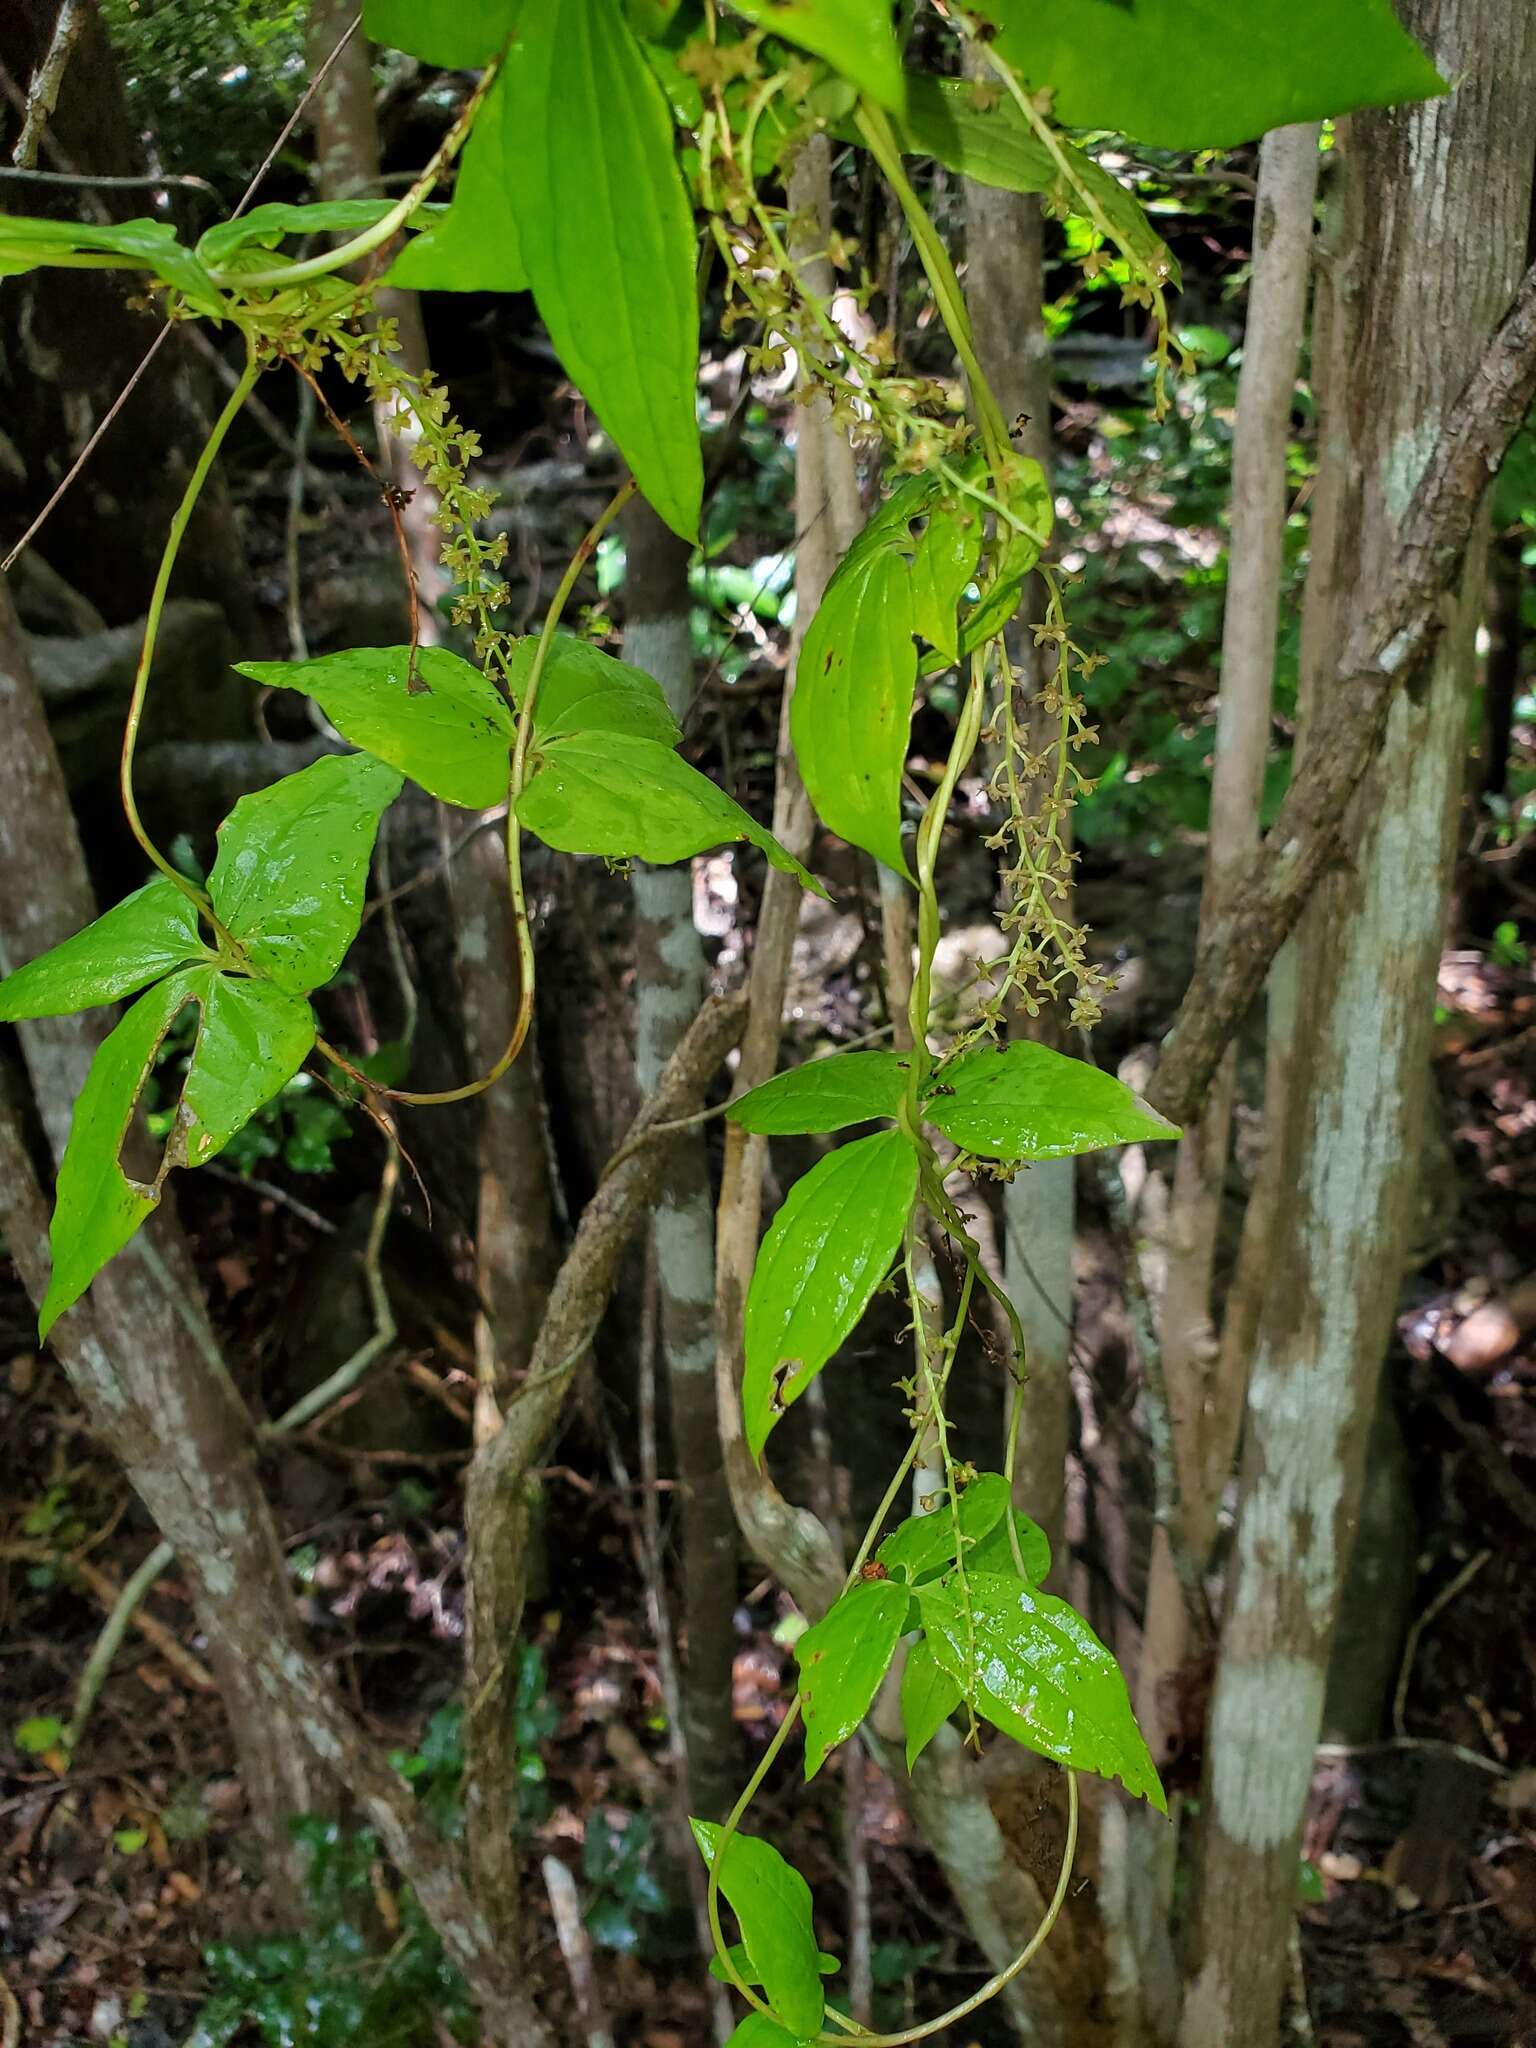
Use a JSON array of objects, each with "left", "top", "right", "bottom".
[{"left": 1181, "top": 10, "right": 1536, "bottom": 2042}]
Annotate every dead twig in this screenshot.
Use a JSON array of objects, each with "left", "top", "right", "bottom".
[{"left": 11, "top": 0, "right": 89, "bottom": 172}]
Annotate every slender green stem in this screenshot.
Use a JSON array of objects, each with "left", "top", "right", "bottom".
[
  {"left": 854, "top": 101, "right": 1012, "bottom": 476},
  {"left": 119, "top": 335, "right": 260, "bottom": 938},
  {"left": 207, "top": 61, "right": 501, "bottom": 293}
]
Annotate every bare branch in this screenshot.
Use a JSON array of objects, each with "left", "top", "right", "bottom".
[{"left": 11, "top": 0, "right": 88, "bottom": 172}]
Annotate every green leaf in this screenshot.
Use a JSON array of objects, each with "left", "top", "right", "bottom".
[
  {"left": 917, "top": 1572, "right": 1165, "bottom": 1809},
  {"left": 179, "top": 977, "right": 316, "bottom": 1171},
  {"left": 968, "top": 1508, "right": 1053, "bottom": 1587},
  {"left": 40, "top": 973, "right": 196, "bottom": 1337},
  {"left": 15, "top": 1714, "right": 66, "bottom": 1756},
  {"left": 0, "top": 212, "right": 218, "bottom": 310},
  {"left": 384, "top": 75, "right": 528, "bottom": 294},
  {"left": 722, "top": 2018, "right": 808, "bottom": 2048},
  {"left": 708, "top": 1942, "right": 840, "bottom": 1986},
  {"left": 886, "top": 76, "right": 1180, "bottom": 293},
  {"left": 506, "top": 634, "right": 681, "bottom": 746},
  {"left": 727, "top": 1050, "right": 908, "bottom": 1134},
  {"left": 234, "top": 648, "right": 513, "bottom": 809},
  {"left": 726, "top": 0, "right": 905, "bottom": 111},
  {"left": 899, "top": 1637, "right": 963, "bottom": 1772},
  {"left": 0, "top": 880, "right": 205, "bottom": 1021},
  {"left": 910, "top": 506, "right": 982, "bottom": 661},
  {"left": 690, "top": 1822, "right": 826, "bottom": 2039},
  {"left": 209, "top": 755, "right": 403, "bottom": 994},
  {"left": 743, "top": 1129, "right": 917, "bottom": 1459},
  {"left": 877, "top": 1472, "right": 1010, "bottom": 1583},
  {"left": 954, "top": 463, "right": 1055, "bottom": 657},
  {"left": 196, "top": 200, "right": 418, "bottom": 272},
  {"left": 506, "top": 0, "right": 702, "bottom": 540},
  {"left": 791, "top": 546, "right": 916, "bottom": 879},
  {"left": 796, "top": 1578, "right": 910, "bottom": 1779},
  {"left": 977, "top": 0, "right": 1444, "bottom": 150},
  {"left": 363, "top": 0, "right": 517, "bottom": 65},
  {"left": 519, "top": 731, "right": 820, "bottom": 890},
  {"left": 926, "top": 1040, "right": 1178, "bottom": 1162}
]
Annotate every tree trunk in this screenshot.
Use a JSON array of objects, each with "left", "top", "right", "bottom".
[
  {"left": 1140, "top": 120, "right": 1321, "bottom": 1771},
  {"left": 625, "top": 491, "right": 739, "bottom": 1827},
  {"left": 1181, "top": 12, "right": 1536, "bottom": 2042}
]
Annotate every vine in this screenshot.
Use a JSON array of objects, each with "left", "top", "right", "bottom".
[{"left": 14, "top": 0, "right": 1389, "bottom": 2037}]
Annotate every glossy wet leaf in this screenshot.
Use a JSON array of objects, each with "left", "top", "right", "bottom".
[
  {"left": 727, "top": 0, "right": 905, "bottom": 111},
  {"left": 728, "top": 1051, "right": 907, "bottom": 1135},
  {"left": 926, "top": 1040, "right": 1178, "bottom": 1162},
  {"left": 40, "top": 974, "right": 196, "bottom": 1337},
  {"left": 0, "top": 880, "right": 205, "bottom": 1021},
  {"left": 519, "top": 731, "right": 819, "bottom": 891},
  {"left": 363, "top": 0, "right": 518, "bottom": 65},
  {"left": 196, "top": 200, "right": 425, "bottom": 272},
  {"left": 918, "top": 1572, "right": 1165, "bottom": 1808},
  {"left": 887, "top": 76, "right": 1179, "bottom": 293},
  {"left": 178, "top": 977, "right": 316, "bottom": 1170},
  {"left": 690, "top": 1822, "right": 825, "bottom": 2039},
  {"left": 209, "top": 755, "right": 403, "bottom": 994},
  {"left": 791, "top": 546, "right": 916, "bottom": 879},
  {"left": 506, "top": 0, "right": 702, "bottom": 539},
  {"left": 708, "top": 1942, "right": 839, "bottom": 1986},
  {"left": 877, "top": 1472, "right": 1010, "bottom": 1582},
  {"left": 900, "top": 1636, "right": 964, "bottom": 1772},
  {"left": 797, "top": 1578, "right": 910, "bottom": 1779},
  {"left": 977, "top": 0, "right": 1444, "bottom": 149},
  {"left": 743, "top": 1129, "right": 917, "bottom": 1459},
  {"left": 384, "top": 74, "right": 527, "bottom": 294},
  {"left": 0, "top": 213, "right": 219, "bottom": 310},
  {"left": 235, "top": 649, "right": 512, "bottom": 809},
  {"left": 506, "top": 634, "right": 681, "bottom": 746},
  {"left": 968, "top": 1508, "right": 1053, "bottom": 1587},
  {"left": 910, "top": 506, "right": 982, "bottom": 662}
]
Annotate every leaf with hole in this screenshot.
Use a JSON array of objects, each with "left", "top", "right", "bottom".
[
  {"left": 796, "top": 1578, "right": 910, "bottom": 1779},
  {"left": 690, "top": 1822, "right": 825, "bottom": 2039},
  {"left": 727, "top": 1051, "right": 908, "bottom": 1135},
  {"left": 0, "top": 213, "right": 219, "bottom": 310},
  {"left": 926, "top": 1040, "right": 1177, "bottom": 1162},
  {"left": 899, "top": 1636, "right": 963, "bottom": 1772},
  {"left": 235, "top": 649, "right": 512, "bottom": 809},
  {"left": 505, "top": 0, "right": 701, "bottom": 539},
  {"left": 975, "top": 0, "right": 1444, "bottom": 149},
  {"left": 40, "top": 973, "right": 195, "bottom": 1338},
  {"left": 178, "top": 977, "right": 317, "bottom": 1171},
  {"left": 877, "top": 1472, "right": 1011, "bottom": 1583},
  {"left": 791, "top": 545, "right": 916, "bottom": 879},
  {"left": 0, "top": 880, "right": 206, "bottom": 1021},
  {"left": 384, "top": 75, "right": 527, "bottom": 294},
  {"left": 726, "top": 0, "right": 905, "bottom": 111},
  {"left": 917, "top": 1572, "right": 1165, "bottom": 1808},
  {"left": 518, "top": 730, "right": 819, "bottom": 890},
  {"left": 362, "top": 0, "right": 519, "bottom": 65},
  {"left": 743, "top": 1129, "right": 917, "bottom": 1459},
  {"left": 505, "top": 634, "right": 681, "bottom": 746},
  {"left": 209, "top": 754, "right": 403, "bottom": 994}
]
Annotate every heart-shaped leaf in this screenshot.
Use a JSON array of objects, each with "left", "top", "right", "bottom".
[
  {"left": 925, "top": 1040, "right": 1178, "bottom": 1162},
  {"left": 917, "top": 1572, "right": 1165, "bottom": 1809},
  {"left": 209, "top": 754, "right": 403, "bottom": 993}
]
